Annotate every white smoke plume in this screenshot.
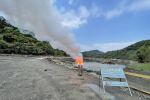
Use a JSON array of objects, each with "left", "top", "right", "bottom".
[{"left": 0, "top": 0, "right": 82, "bottom": 59}]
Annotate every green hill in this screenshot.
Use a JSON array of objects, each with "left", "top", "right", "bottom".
[
  {"left": 131, "top": 40, "right": 150, "bottom": 62},
  {"left": 82, "top": 50, "right": 104, "bottom": 56},
  {"left": 0, "top": 16, "right": 68, "bottom": 56},
  {"left": 92, "top": 40, "right": 150, "bottom": 62}
]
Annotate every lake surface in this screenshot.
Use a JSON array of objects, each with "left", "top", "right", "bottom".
[{"left": 76, "top": 62, "right": 126, "bottom": 71}]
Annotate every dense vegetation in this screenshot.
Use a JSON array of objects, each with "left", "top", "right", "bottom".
[
  {"left": 131, "top": 40, "right": 150, "bottom": 62},
  {"left": 0, "top": 16, "right": 68, "bottom": 56},
  {"left": 92, "top": 40, "right": 150, "bottom": 62},
  {"left": 82, "top": 50, "right": 104, "bottom": 56}
]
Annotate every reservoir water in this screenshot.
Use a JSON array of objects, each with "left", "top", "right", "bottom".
[{"left": 76, "top": 62, "right": 126, "bottom": 71}]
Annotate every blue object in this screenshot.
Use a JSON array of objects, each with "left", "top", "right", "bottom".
[
  {"left": 101, "top": 67, "right": 132, "bottom": 96},
  {"left": 103, "top": 81, "right": 128, "bottom": 87},
  {"left": 101, "top": 67, "right": 126, "bottom": 78}
]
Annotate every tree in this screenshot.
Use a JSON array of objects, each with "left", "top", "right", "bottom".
[
  {"left": 29, "top": 32, "right": 35, "bottom": 37},
  {"left": 3, "top": 33, "right": 15, "bottom": 43},
  {"left": 0, "top": 17, "right": 68, "bottom": 56},
  {"left": 54, "top": 50, "right": 57, "bottom": 56},
  {"left": 145, "top": 40, "right": 150, "bottom": 47}
]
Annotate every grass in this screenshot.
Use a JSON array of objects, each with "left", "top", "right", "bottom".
[{"left": 128, "top": 63, "right": 150, "bottom": 71}]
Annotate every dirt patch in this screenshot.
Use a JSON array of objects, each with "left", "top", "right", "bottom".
[{"left": 0, "top": 56, "right": 149, "bottom": 100}]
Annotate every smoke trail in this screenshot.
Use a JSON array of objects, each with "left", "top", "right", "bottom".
[{"left": 0, "top": 0, "right": 82, "bottom": 59}]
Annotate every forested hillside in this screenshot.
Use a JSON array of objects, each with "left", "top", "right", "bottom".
[
  {"left": 0, "top": 16, "right": 68, "bottom": 56},
  {"left": 92, "top": 40, "right": 150, "bottom": 62},
  {"left": 131, "top": 40, "right": 150, "bottom": 62},
  {"left": 82, "top": 50, "right": 104, "bottom": 56}
]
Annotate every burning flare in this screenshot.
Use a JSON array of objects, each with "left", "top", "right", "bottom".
[{"left": 76, "top": 57, "right": 83, "bottom": 65}]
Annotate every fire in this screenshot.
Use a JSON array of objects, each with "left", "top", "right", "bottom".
[{"left": 76, "top": 57, "right": 83, "bottom": 65}]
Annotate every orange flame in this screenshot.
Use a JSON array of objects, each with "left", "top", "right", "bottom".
[{"left": 76, "top": 57, "right": 83, "bottom": 65}]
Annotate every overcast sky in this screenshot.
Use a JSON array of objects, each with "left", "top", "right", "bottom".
[{"left": 1, "top": 0, "right": 150, "bottom": 52}]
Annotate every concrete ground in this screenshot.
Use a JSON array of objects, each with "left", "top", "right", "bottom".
[{"left": 0, "top": 56, "right": 149, "bottom": 100}]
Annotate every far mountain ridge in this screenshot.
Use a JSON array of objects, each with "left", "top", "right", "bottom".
[
  {"left": 82, "top": 50, "right": 104, "bottom": 56},
  {"left": 92, "top": 40, "right": 150, "bottom": 62}
]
